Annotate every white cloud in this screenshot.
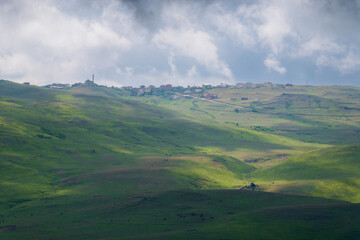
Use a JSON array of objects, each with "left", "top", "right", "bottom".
[
  {"left": 187, "top": 66, "right": 198, "bottom": 78},
  {"left": 167, "top": 52, "right": 177, "bottom": 78},
  {"left": 0, "top": 0, "right": 359, "bottom": 86},
  {"left": 208, "top": 2, "right": 295, "bottom": 55},
  {"left": 210, "top": 7, "right": 255, "bottom": 48},
  {"left": 317, "top": 53, "right": 360, "bottom": 73},
  {"left": 207, "top": 1, "right": 360, "bottom": 75},
  {"left": 253, "top": 3, "right": 294, "bottom": 54},
  {"left": 338, "top": 54, "right": 360, "bottom": 73},
  {"left": 0, "top": 0, "right": 133, "bottom": 85},
  {"left": 264, "top": 55, "right": 286, "bottom": 74},
  {"left": 297, "top": 38, "right": 346, "bottom": 57},
  {"left": 152, "top": 28, "right": 233, "bottom": 79}
]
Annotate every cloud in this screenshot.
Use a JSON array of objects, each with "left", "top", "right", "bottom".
[
  {"left": 187, "top": 66, "right": 198, "bottom": 78},
  {"left": 0, "top": 0, "right": 133, "bottom": 85},
  {"left": 0, "top": 0, "right": 359, "bottom": 86},
  {"left": 295, "top": 38, "right": 360, "bottom": 73},
  {"left": 252, "top": 3, "right": 294, "bottom": 54},
  {"left": 297, "top": 38, "right": 346, "bottom": 57},
  {"left": 167, "top": 52, "right": 177, "bottom": 79},
  {"left": 208, "top": 0, "right": 360, "bottom": 75},
  {"left": 210, "top": 8, "right": 256, "bottom": 48},
  {"left": 152, "top": 27, "right": 233, "bottom": 79},
  {"left": 317, "top": 53, "right": 360, "bottom": 73},
  {"left": 0, "top": 53, "right": 38, "bottom": 77},
  {"left": 264, "top": 55, "right": 286, "bottom": 74}
]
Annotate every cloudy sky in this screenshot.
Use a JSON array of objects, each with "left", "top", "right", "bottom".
[{"left": 0, "top": 0, "right": 359, "bottom": 87}]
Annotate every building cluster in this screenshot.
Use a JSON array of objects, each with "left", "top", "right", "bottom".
[
  {"left": 52, "top": 74, "right": 98, "bottom": 88},
  {"left": 119, "top": 81, "right": 293, "bottom": 100},
  {"left": 121, "top": 84, "right": 207, "bottom": 98},
  {"left": 71, "top": 79, "right": 97, "bottom": 87},
  {"left": 235, "top": 82, "right": 293, "bottom": 89},
  {"left": 41, "top": 77, "right": 294, "bottom": 103},
  {"left": 44, "top": 83, "right": 71, "bottom": 89},
  {"left": 200, "top": 92, "right": 218, "bottom": 99}
]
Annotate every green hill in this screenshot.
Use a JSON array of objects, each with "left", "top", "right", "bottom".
[
  {"left": 137, "top": 85, "right": 360, "bottom": 145},
  {"left": 0, "top": 80, "right": 322, "bottom": 206},
  {"left": 1, "top": 80, "right": 359, "bottom": 239},
  {"left": 251, "top": 145, "right": 360, "bottom": 202},
  {"left": 2, "top": 190, "right": 359, "bottom": 240}
]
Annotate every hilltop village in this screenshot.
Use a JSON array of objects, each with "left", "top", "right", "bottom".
[{"left": 42, "top": 78, "right": 294, "bottom": 102}]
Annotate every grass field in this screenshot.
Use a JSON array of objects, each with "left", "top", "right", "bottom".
[
  {"left": 1, "top": 80, "right": 359, "bottom": 239},
  {"left": 2, "top": 190, "right": 359, "bottom": 240},
  {"left": 137, "top": 85, "right": 360, "bottom": 145}
]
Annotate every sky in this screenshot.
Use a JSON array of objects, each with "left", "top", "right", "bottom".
[{"left": 0, "top": 0, "right": 359, "bottom": 87}]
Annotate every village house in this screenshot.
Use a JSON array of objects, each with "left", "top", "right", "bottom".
[
  {"left": 122, "top": 86, "right": 133, "bottom": 90},
  {"left": 137, "top": 89, "right": 145, "bottom": 96},
  {"left": 49, "top": 85, "right": 63, "bottom": 89},
  {"left": 264, "top": 81, "right": 273, "bottom": 87},
  {"left": 160, "top": 84, "right": 172, "bottom": 90},
  {"left": 85, "top": 79, "right": 97, "bottom": 86},
  {"left": 201, "top": 93, "right": 218, "bottom": 99},
  {"left": 240, "top": 183, "right": 257, "bottom": 191},
  {"left": 47, "top": 83, "right": 70, "bottom": 89}
]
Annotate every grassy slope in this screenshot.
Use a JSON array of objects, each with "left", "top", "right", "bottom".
[
  {"left": 0, "top": 80, "right": 321, "bottom": 207},
  {"left": 2, "top": 190, "right": 359, "bottom": 240},
  {"left": 251, "top": 145, "right": 360, "bottom": 202},
  {"left": 1, "top": 80, "right": 360, "bottom": 239},
  {"left": 137, "top": 85, "right": 360, "bottom": 145},
  {"left": 131, "top": 85, "right": 360, "bottom": 202}
]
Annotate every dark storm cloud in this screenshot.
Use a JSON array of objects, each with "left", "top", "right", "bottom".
[
  {"left": 121, "top": 0, "right": 163, "bottom": 30},
  {"left": 119, "top": 0, "right": 220, "bottom": 31}
]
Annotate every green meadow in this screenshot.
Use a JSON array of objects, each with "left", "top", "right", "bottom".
[{"left": 1, "top": 80, "right": 360, "bottom": 239}]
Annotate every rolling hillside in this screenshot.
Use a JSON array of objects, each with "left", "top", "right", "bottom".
[
  {"left": 0, "top": 80, "right": 359, "bottom": 239},
  {"left": 137, "top": 85, "right": 360, "bottom": 145},
  {"left": 251, "top": 145, "right": 360, "bottom": 202}
]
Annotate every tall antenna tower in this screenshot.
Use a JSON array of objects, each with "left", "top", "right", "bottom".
[{"left": 92, "top": 74, "right": 94, "bottom": 83}]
